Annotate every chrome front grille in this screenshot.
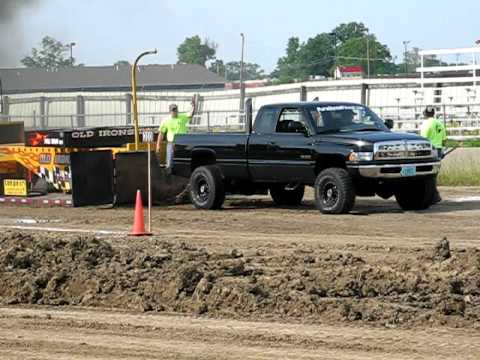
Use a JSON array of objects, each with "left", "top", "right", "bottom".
[{"left": 374, "top": 140, "right": 433, "bottom": 160}]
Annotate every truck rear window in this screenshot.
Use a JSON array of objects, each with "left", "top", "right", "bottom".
[{"left": 254, "top": 108, "right": 277, "bottom": 134}]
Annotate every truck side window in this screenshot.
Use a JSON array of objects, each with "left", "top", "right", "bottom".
[
  {"left": 254, "top": 108, "right": 277, "bottom": 134},
  {"left": 276, "top": 108, "right": 308, "bottom": 134}
]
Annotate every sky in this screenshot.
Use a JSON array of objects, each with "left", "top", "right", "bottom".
[{"left": 4, "top": 0, "right": 480, "bottom": 71}]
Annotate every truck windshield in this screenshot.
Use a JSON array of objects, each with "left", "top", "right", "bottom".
[{"left": 311, "top": 105, "right": 388, "bottom": 133}]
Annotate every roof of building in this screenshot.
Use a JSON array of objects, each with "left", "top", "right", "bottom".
[{"left": 0, "top": 64, "right": 225, "bottom": 94}]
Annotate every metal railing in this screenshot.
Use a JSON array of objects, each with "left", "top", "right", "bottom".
[
  {"left": 189, "top": 110, "right": 246, "bottom": 132},
  {"left": 2, "top": 104, "right": 480, "bottom": 140},
  {"left": 370, "top": 103, "right": 480, "bottom": 139},
  {"left": 0, "top": 110, "right": 246, "bottom": 131}
]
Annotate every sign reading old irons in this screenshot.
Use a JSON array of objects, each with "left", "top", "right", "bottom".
[{"left": 25, "top": 126, "right": 158, "bottom": 148}]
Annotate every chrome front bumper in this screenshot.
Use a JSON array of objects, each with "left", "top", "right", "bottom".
[{"left": 348, "top": 161, "right": 441, "bottom": 179}]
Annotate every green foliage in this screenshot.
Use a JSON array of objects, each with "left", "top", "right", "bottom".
[
  {"left": 438, "top": 145, "right": 480, "bottom": 186},
  {"left": 396, "top": 47, "right": 447, "bottom": 74},
  {"left": 273, "top": 22, "right": 395, "bottom": 83},
  {"left": 114, "top": 60, "right": 130, "bottom": 67},
  {"left": 177, "top": 35, "right": 217, "bottom": 66},
  {"left": 332, "top": 22, "right": 369, "bottom": 43},
  {"left": 337, "top": 35, "right": 393, "bottom": 75},
  {"left": 273, "top": 37, "right": 307, "bottom": 83},
  {"left": 301, "top": 33, "right": 336, "bottom": 77},
  {"left": 446, "top": 139, "right": 480, "bottom": 148},
  {"left": 438, "top": 160, "right": 480, "bottom": 186},
  {"left": 223, "top": 61, "right": 265, "bottom": 81},
  {"left": 208, "top": 59, "right": 265, "bottom": 81},
  {"left": 21, "top": 36, "right": 73, "bottom": 69},
  {"left": 208, "top": 59, "right": 225, "bottom": 77}
]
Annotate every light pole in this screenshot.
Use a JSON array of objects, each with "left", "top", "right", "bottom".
[
  {"left": 403, "top": 40, "right": 411, "bottom": 74},
  {"left": 131, "top": 49, "right": 158, "bottom": 150},
  {"left": 68, "top": 42, "right": 76, "bottom": 66},
  {"left": 239, "top": 33, "right": 245, "bottom": 114}
]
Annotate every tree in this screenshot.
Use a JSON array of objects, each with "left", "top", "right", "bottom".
[
  {"left": 273, "top": 22, "right": 397, "bottom": 82},
  {"left": 114, "top": 60, "right": 130, "bottom": 67},
  {"left": 397, "top": 47, "right": 447, "bottom": 74},
  {"left": 273, "top": 37, "right": 308, "bottom": 83},
  {"left": 21, "top": 36, "right": 73, "bottom": 69},
  {"left": 300, "top": 33, "right": 335, "bottom": 77},
  {"left": 208, "top": 59, "right": 225, "bottom": 77},
  {"left": 332, "top": 22, "right": 369, "bottom": 44},
  {"left": 177, "top": 35, "right": 217, "bottom": 66},
  {"left": 337, "top": 35, "right": 393, "bottom": 76},
  {"left": 222, "top": 61, "right": 265, "bottom": 81}
]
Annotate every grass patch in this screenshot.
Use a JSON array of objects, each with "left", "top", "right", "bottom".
[
  {"left": 446, "top": 139, "right": 480, "bottom": 148},
  {"left": 438, "top": 169, "right": 480, "bottom": 186},
  {"left": 438, "top": 154, "right": 480, "bottom": 186}
]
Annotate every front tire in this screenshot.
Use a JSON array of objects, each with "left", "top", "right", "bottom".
[
  {"left": 269, "top": 184, "right": 305, "bottom": 206},
  {"left": 394, "top": 176, "right": 436, "bottom": 211},
  {"left": 189, "top": 165, "right": 225, "bottom": 210},
  {"left": 314, "top": 168, "right": 355, "bottom": 214}
]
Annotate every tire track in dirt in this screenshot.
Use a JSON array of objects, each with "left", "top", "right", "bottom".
[{"left": 1, "top": 307, "right": 479, "bottom": 360}]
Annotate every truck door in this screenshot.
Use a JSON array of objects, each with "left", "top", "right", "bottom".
[
  {"left": 268, "top": 107, "right": 315, "bottom": 183},
  {"left": 248, "top": 107, "right": 315, "bottom": 183},
  {"left": 248, "top": 107, "right": 278, "bottom": 181}
]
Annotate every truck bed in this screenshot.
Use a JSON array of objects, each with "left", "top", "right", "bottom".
[{"left": 173, "top": 133, "right": 249, "bottom": 179}]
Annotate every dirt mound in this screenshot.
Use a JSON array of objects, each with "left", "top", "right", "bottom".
[
  {"left": 433, "top": 237, "right": 451, "bottom": 260},
  {"left": 1, "top": 230, "right": 480, "bottom": 328}
]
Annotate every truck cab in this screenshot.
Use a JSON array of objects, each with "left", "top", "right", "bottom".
[{"left": 173, "top": 101, "right": 441, "bottom": 214}]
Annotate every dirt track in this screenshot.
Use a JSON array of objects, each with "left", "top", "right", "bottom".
[
  {"left": 1, "top": 187, "right": 480, "bottom": 359},
  {"left": 2, "top": 306, "right": 480, "bottom": 360}
]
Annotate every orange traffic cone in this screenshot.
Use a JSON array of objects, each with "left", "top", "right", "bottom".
[{"left": 130, "top": 190, "right": 151, "bottom": 236}]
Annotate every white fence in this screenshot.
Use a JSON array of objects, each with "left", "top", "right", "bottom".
[{"left": 1, "top": 77, "right": 480, "bottom": 139}]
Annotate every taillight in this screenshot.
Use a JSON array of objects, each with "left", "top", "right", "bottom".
[{"left": 29, "top": 132, "right": 47, "bottom": 146}]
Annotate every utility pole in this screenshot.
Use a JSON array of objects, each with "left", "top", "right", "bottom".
[
  {"left": 366, "top": 34, "right": 371, "bottom": 78},
  {"left": 330, "top": 32, "right": 338, "bottom": 79},
  {"left": 403, "top": 40, "right": 411, "bottom": 75},
  {"left": 239, "top": 33, "right": 245, "bottom": 114},
  {"left": 69, "top": 42, "right": 76, "bottom": 66}
]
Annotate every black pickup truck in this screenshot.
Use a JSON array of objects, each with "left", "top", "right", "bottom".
[{"left": 173, "top": 101, "right": 441, "bottom": 214}]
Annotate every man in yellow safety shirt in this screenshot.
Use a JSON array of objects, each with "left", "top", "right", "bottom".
[
  {"left": 420, "top": 106, "right": 447, "bottom": 204},
  {"left": 156, "top": 98, "right": 196, "bottom": 171},
  {"left": 420, "top": 106, "right": 447, "bottom": 156}
]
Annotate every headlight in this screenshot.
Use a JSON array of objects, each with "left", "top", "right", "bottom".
[{"left": 348, "top": 151, "right": 374, "bottom": 162}]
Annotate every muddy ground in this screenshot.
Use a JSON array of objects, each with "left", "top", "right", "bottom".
[{"left": 0, "top": 187, "right": 480, "bottom": 359}]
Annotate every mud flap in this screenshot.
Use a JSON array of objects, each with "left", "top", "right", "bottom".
[{"left": 70, "top": 151, "right": 114, "bottom": 207}]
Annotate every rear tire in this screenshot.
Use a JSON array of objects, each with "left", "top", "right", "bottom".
[
  {"left": 394, "top": 176, "right": 436, "bottom": 211},
  {"left": 189, "top": 165, "right": 225, "bottom": 210},
  {"left": 269, "top": 184, "right": 305, "bottom": 206},
  {"left": 314, "top": 168, "right": 355, "bottom": 214}
]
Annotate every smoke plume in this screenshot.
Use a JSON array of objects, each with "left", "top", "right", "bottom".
[{"left": 0, "top": 0, "right": 39, "bottom": 67}]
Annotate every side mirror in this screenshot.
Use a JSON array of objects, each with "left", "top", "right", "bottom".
[{"left": 384, "top": 119, "right": 394, "bottom": 130}]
